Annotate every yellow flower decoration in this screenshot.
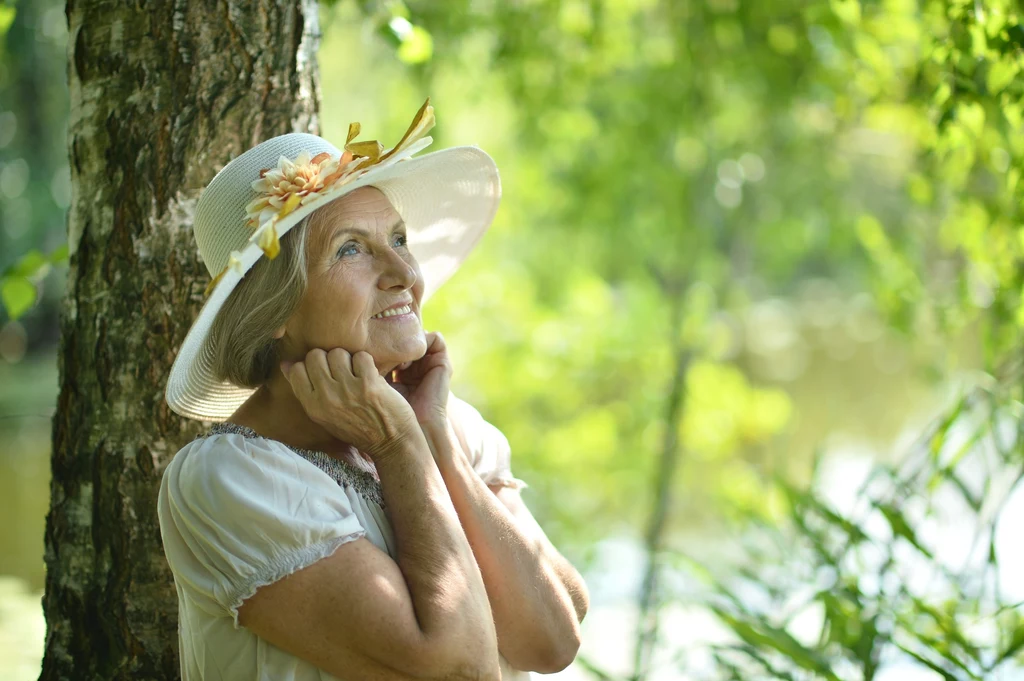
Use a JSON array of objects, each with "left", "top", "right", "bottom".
[{"left": 204, "top": 98, "right": 435, "bottom": 297}]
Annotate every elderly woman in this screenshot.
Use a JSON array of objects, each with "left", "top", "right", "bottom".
[{"left": 156, "top": 99, "right": 589, "bottom": 681}]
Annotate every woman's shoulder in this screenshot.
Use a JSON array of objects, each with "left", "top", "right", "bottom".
[
  {"left": 157, "top": 425, "right": 371, "bottom": 629},
  {"left": 163, "top": 426, "right": 311, "bottom": 500},
  {"left": 169, "top": 423, "right": 296, "bottom": 475},
  {"left": 446, "top": 391, "right": 481, "bottom": 419},
  {"left": 170, "top": 422, "right": 386, "bottom": 508},
  {"left": 445, "top": 391, "right": 527, "bottom": 491}
]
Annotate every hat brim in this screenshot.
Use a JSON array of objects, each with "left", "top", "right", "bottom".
[{"left": 165, "top": 145, "right": 500, "bottom": 421}]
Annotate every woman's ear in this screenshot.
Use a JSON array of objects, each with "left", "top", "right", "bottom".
[{"left": 272, "top": 324, "right": 286, "bottom": 340}]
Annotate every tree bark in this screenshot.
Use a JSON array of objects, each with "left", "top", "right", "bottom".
[{"left": 42, "top": 1, "right": 323, "bottom": 677}]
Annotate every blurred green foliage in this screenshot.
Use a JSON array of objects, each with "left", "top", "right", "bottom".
[
  {"left": 1, "top": 245, "right": 66, "bottom": 320},
  {"left": 0, "top": 0, "right": 1020, "bottom": 679},
  {"left": 684, "top": 357, "right": 1023, "bottom": 680},
  {"left": 0, "top": 0, "right": 69, "bottom": 348},
  {"left": 329, "top": 1, "right": 1023, "bottom": 678}
]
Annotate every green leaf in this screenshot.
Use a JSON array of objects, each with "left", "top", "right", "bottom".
[
  {"left": 0, "top": 5, "right": 15, "bottom": 38},
  {"left": 9, "top": 250, "right": 48, "bottom": 279},
  {"left": 830, "top": 0, "right": 861, "bottom": 26},
  {"left": 1, "top": 277, "right": 37, "bottom": 320},
  {"left": 710, "top": 606, "right": 842, "bottom": 680},
  {"left": 994, "top": 620, "right": 1024, "bottom": 663},
  {"left": 777, "top": 477, "right": 870, "bottom": 544},
  {"left": 49, "top": 244, "right": 69, "bottom": 264},
  {"left": 892, "top": 641, "right": 959, "bottom": 680},
  {"left": 1, "top": 246, "right": 68, "bottom": 290},
  {"left": 986, "top": 59, "right": 1018, "bottom": 94},
  {"left": 877, "top": 502, "right": 934, "bottom": 558},
  {"left": 396, "top": 25, "right": 433, "bottom": 64}
]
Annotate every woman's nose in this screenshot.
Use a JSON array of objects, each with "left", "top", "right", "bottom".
[{"left": 377, "top": 249, "right": 417, "bottom": 290}]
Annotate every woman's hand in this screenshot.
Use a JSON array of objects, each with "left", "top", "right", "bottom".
[
  {"left": 281, "top": 348, "right": 419, "bottom": 461},
  {"left": 389, "top": 331, "right": 452, "bottom": 428}
]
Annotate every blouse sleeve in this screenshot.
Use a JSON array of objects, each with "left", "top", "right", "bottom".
[
  {"left": 158, "top": 433, "right": 367, "bottom": 628},
  {"left": 446, "top": 392, "right": 529, "bottom": 491}
]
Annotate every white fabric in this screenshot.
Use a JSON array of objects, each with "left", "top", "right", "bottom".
[
  {"left": 157, "top": 393, "right": 529, "bottom": 681},
  {"left": 446, "top": 392, "right": 529, "bottom": 491}
]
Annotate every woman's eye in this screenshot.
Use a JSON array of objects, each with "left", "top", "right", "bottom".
[{"left": 337, "top": 234, "right": 405, "bottom": 258}]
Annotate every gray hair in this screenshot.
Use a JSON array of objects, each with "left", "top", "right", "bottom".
[{"left": 208, "top": 214, "right": 313, "bottom": 388}]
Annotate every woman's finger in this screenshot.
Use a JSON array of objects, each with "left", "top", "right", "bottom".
[
  {"left": 425, "top": 331, "right": 451, "bottom": 370},
  {"left": 396, "top": 332, "right": 450, "bottom": 382},
  {"left": 351, "top": 351, "right": 376, "bottom": 379},
  {"left": 424, "top": 330, "right": 446, "bottom": 353},
  {"left": 305, "top": 348, "right": 333, "bottom": 394},
  {"left": 326, "top": 347, "right": 353, "bottom": 381},
  {"left": 399, "top": 354, "right": 439, "bottom": 381},
  {"left": 282, "top": 360, "right": 314, "bottom": 397},
  {"left": 413, "top": 331, "right": 447, "bottom": 367}
]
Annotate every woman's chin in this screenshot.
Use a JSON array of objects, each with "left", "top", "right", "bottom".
[
  {"left": 370, "top": 339, "right": 427, "bottom": 372},
  {"left": 399, "top": 330, "right": 428, "bottom": 358}
]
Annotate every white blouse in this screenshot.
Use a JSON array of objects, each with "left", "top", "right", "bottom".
[{"left": 157, "top": 392, "right": 531, "bottom": 681}]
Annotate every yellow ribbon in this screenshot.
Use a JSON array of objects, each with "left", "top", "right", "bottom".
[{"left": 204, "top": 98, "right": 436, "bottom": 298}]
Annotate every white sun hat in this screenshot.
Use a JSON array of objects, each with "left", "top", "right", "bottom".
[{"left": 165, "top": 99, "right": 501, "bottom": 421}]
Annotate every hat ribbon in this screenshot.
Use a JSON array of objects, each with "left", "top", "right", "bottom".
[{"left": 203, "top": 98, "right": 436, "bottom": 297}]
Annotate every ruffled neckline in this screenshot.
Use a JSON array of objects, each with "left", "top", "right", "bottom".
[{"left": 198, "top": 422, "right": 385, "bottom": 508}]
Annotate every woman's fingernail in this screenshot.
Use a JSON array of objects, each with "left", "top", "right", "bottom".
[{"left": 280, "top": 361, "right": 293, "bottom": 373}]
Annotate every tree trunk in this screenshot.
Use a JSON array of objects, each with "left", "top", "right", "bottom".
[
  {"left": 41, "top": 1, "right": 323, "bottom": 677},
  {"left": 632, "top": 268, "right": 691, "bottom": 681}
]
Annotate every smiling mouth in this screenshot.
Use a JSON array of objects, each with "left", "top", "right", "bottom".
[{"left": 371, "top": 304, "right": 414, "bottom": 320}]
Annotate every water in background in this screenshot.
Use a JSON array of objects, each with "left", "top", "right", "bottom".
[{"left": 0, "top": 358, "right": 54, "bottom": 677}]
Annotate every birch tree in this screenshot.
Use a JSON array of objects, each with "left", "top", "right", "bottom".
[{"left": 41, "top": 1, "right": 324, "bottom": 677}]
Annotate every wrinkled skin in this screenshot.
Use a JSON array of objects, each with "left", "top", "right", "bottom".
[{"left": 230, "top": 186, "right": 449, "bottom": 459}]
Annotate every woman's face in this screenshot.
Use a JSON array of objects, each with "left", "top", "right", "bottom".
[{"left": 277, "top": 186, "right": 427, "bottom": 373}]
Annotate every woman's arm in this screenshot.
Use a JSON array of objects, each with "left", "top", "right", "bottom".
[
  {"left": 421, "top": 417, "right": 588, "bottom": 674},
  {"left": 488, "top": 483, "right": 590, "bottom": 623},
  {"left": 238, "top": 424, "right": 502, "bottom": 681}
]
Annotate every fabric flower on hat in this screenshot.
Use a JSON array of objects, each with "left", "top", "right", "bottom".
[
  {"left": 243, "top": 98, "right": 436, "bottom": 261},
  {"left": 244, "top": 151, "right": 353, "bottom": 231}
]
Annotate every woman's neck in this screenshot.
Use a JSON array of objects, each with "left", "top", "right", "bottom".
[{"left": 228, "top": 361, "right": 400, "bottom": 458}]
